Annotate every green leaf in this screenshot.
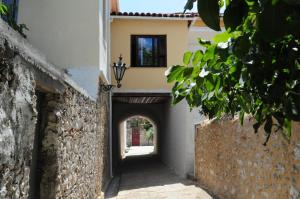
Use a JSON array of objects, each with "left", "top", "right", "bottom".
[
  {"left": 214, "top": 76, "right": 221, "bottom": 96},
  {"left": 256, "top": 1, "right": 290, "bottom": 41},
  {"left": 205, "top": 75, "right": 215, "bottom": 91},
  {"left": 0, "top": 3, "right": 7, "bottom": 14},
  {"left": 229, "top": 65, "right": 237, "bottom": 74},
  {"left": 233, "top": 35, "right": 251, "bottom": 58},
  {"left": 208, "top": 91, "right": 215, "bottom": 99},
  {"left": 183, "top": 51, "right": 193, "bottom": 65},
  {"left": 245, "top": 0, "right": 256, "bottom": 6},
  {"left": 203, "top": 45, "right": 216, "bottom": 61},
  {"left": 192, "top": 50, "right": 203, "bottom": 66},
  {"left": 165, "top": 65, "right": 185, "bottom": 83},
  {"left": 239, "top": 110, "right": 245, "bottom": 125},
  {"left": 213, "top": 31, "right": 231, "bottom": 43},
  {"left": 191, "top": 65, "right": 202, "bottom": 78},
  {"left": 184, "top": 0, "right": 197, "bottom": 12},
  {"left": 183, "top": 67, "right": 194, "bottom": 77},
  {"left": 219, "top": 0, "right": 225, "bottom": 7},
  {"left": 238, "top": 95, "right": 250, "bottom": 113},
  {"left": 283, "top": 118, "right": 292, "bottom": 137},
  {"left": 172, "top": 94, "right": 185, "bottom": 104},
  {"left": 197, "top": 0, "right": 221, "bottom": 31},
  {"left": 223, "top": 0, "right": 248, "bottom": 32},
  {"left": 198, "top": 38, "right": 212, "bottom": 48}
]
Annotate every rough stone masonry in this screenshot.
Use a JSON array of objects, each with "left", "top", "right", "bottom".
[
  {"left": 39, "top": 88, "right": 108, "bottom": 199},
  {"left": 195, "top": 117, "right": 300, "bottom": 199},
  {"left": 0, "top": 19, "right": 109, "bottom": 199},
  {"left": 0, "top": 41, "right": 37, "bottom": 199}
]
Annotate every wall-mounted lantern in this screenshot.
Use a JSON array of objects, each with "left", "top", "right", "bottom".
[
  {"left": 113, "top": 55, "right": 127, "bottom": 88},
  {"left": 100, "top": 55, "right": 128, "bottom": 92}
]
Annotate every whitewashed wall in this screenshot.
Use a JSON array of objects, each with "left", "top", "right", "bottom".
[
  {"left": 18, "top": 0, "right": 111, "bottom": 98},
  {"left": 188, "top": 26, "right": 221, "bottom": 52},
  {"left": 161, "top": 101, "right": 204, "bottom": 178},
  {"left": 161, "top": 26, "right": 220, "bottom": 178}
]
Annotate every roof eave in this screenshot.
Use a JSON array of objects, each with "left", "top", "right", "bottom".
[{"left": 110, "top": 15, "right": 197, "bottom": 21}]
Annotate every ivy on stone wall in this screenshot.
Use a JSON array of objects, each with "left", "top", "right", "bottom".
[{"left": 166, "top": 0, "right": 300, "bottom": 144}]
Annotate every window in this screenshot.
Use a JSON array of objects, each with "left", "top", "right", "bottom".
[{"left": 131, "top": 35, "right": 167, "bottom": 67}]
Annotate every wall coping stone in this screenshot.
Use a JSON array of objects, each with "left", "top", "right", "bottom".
[
  {"left": 196, "top": 114, "right": 239, "bottom": 128},
  {"left": 0, "top": 18, "right": 96, "bottom": 101}
]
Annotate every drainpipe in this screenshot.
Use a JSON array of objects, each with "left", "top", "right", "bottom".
[{"left": 109, "top": 91, "right": 113, "bottom": 178}]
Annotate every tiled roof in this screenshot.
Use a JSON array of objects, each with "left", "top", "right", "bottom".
[{"left": 110, "top": 12, "right": 199, "bottom": 18}]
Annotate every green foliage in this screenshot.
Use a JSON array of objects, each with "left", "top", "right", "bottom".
[
  {"left": 0, "top": 3, "right": 8, "bottom": 14},
  {"left": 197, "top": 0, "right": 221, "bottom": 31},
  {"left": 146, "top": 128, "right": 154, "bottom": 143},
  {"left": 128, "top": 117, "right": 153, "bottom": 131},
  {"left": 142, "top": 120, "right": 153, "bottom": 131},
  {"left": 168, "top": 0, "right": 300, "bottom": 144},
  {"left": 1, "top": 2, "right": 28, "bottom": 38}
]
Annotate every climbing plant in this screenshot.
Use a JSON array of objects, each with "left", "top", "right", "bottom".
[
  {"left": 0, "top": 3, "right": 7, "bottom": 14},
  {"left": 166, "top": 0, "right": 300, "bottom": 144},
  {"left": 0, "top": 1, "right": 28, "bottom": 38}
]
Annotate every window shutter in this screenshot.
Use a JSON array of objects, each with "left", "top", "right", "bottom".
[{"left": 131, "top": 35, "right": 137, "bottom": 67}]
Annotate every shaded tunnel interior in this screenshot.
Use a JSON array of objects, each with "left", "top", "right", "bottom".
[{"left": 112, "top": 93, "right": 171, "bottom": 174}]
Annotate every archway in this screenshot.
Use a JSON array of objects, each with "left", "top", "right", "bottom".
[
  {"left": 112, "top": 100, "right": 167, "bottom": 174},
  {"left": 119, "top": 115, "right": 158, "bottom": 159}
]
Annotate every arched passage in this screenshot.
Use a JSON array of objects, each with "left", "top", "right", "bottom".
[
  {"left": 119, "top": 115, "right": 158, "bottom": 158},
  {"left": 112, "top": 94, "right": 169, "bottom": 174}
]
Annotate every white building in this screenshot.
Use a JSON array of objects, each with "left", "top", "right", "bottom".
[{"left": 17, "top": 0, "right": 112, "bottom": 98}]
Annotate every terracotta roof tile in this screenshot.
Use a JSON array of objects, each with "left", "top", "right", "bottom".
[{"left": 111, "top": 12, "right": 199, "bottom": 19}]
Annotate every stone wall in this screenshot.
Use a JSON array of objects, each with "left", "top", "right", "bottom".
[
  {"left": 98, "top": 85, "right": 110, "bottom": 191},
  {"left": 39, "top": 87, "right": 107, "bottom": 199},
  {"left": 195, "top": 117, "right": 300, "bottom": 199},
  {"left": 0, "top": 25, "right": 109, "bottom": 198},
  {"left": 0, "top": 44, "right": 37, "bottom": 199}
]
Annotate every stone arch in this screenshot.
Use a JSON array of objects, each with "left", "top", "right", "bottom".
[
  {"left": 119, "top": 115, "right": 158, "bottom": 158},
  {"left": 112, "top": 102, "right": 166, "bottom": 173}
]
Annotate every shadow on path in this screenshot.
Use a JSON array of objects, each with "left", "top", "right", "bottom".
[{"left": 113, "top": 155, "right": 213, "bottom": 199}]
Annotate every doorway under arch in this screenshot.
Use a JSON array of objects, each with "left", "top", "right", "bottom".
[{"left": 119, "top": 115, "right": 158, "bottom": 159}]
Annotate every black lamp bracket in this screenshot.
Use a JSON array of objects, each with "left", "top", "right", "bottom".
[
  {"left": 101, "top": 54, "right": 127, "bottom": 92},
  {"left": 100, "top": 84, "right": 115, "bottom": 92}
]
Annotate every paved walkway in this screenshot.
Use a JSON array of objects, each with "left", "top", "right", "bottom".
[
  {"left": 125, "top": 146, "right": 155, "bottom": 157},
  {"left": 108, "top": 156, "right": 213, "bottom": 199}
]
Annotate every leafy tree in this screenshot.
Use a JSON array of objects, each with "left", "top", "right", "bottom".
[{"left": 166, "top": 0, "right": 300, "bottom": 144}]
